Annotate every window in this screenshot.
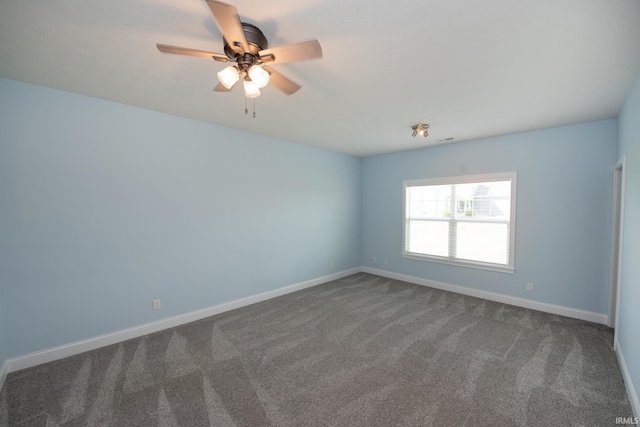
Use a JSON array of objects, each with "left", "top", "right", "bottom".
[{"left": 402, "top": 172, "right": 516, "bottom": 273}]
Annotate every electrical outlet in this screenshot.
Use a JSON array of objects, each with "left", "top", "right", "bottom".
[
  {"left": 330, "top": 260, "right": 334, "bottom": 268},
  {"left": 153, "top": 299, "right": 161, "bottom": 310},
  {"left": 372, "top": 256, "right": 376, "bottom": 263},
  {"left": 526, "top": 283, "right": 534, "bottom": 292},
  {"left": 384, "top": 259, "right": 389, "bottom": 265},
  {"left": 625, "top": 335, "right": 629, "bottom": 349}
]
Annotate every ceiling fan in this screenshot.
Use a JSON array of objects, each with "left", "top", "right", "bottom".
[{"left": 157, "top": 0, "right": 323, "bottom": 101}]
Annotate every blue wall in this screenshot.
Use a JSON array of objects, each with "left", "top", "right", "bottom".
[
  {"left": 0, "top": 75, "right": 628, "bottom": 376},
  {"left": 362, "top": 120, "right": 617, "bottom": 314},
  {"left": 617, "top": 71, "right": 640, "bottom": 413},
  {"left": 0, "top": 78, "right": 362, "bottom": 358}
]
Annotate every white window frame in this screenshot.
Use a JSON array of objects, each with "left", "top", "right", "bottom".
[{"left": 402, "top": 172, "right": 517, "bottom": 273}]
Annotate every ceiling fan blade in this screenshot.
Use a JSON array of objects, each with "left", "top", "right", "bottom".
[
  {"left": 205, "top": 0, "right": 249, "bottom": 54},
  {"left": 259, "top": 40, "right": 322, "bottom": 65},
  {"left": 213, "top": 81, "right": 233, "bottom": 92},
  {"left": 263, "top": 66, "right": 301, "bottom": 95},
  {"left": 157, "top": 44, "right": 228, "bottom": 62}
]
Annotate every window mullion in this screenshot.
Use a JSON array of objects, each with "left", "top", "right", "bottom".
[{"left": 449, "top": 184, "right": 457, "bottom": 258}]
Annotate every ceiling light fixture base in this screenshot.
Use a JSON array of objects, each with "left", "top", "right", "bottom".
[{"left": 412, "top": 123, "right": 430, "bottom": 138}]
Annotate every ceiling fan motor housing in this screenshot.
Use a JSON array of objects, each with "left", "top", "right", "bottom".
[
  {"left": 224, "top": 23, "right": 268, "bottom": 60},
  {"left": 156, "top": 0, "right": 323, "bottom": 97}
]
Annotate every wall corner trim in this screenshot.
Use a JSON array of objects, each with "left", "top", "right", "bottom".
[
  {"left": 5, "top": 267, "right": 362, "bottom": 374},
  {"left": 362, "top": 267, "right": 608, "bottom": 324}
]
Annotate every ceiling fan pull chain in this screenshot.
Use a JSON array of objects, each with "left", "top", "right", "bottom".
[
  {"left": 245, "top": 97, "right": 248, "bottom": 115},
  {"left": 253, "top": 98, "right": 256, "bottom": 118}
]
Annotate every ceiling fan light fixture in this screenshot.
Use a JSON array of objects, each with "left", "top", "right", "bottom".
[
  {"left": 248, "top": 65, "right": 270, "bottom": 88},
  {"left": 217, "top": 65, "right": 240, "bottom": 89},
  {"left": 243, "top": 79, "right": 261, "bottom": 98},
  {"left": 411, "top": 123, "right": 430, "bottom": 138},
  {"left": 157, "top": 0, "right": 323, "bottom": 113}
]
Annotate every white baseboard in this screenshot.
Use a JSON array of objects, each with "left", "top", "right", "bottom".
[
  {"left": 5, "top": 267, "right": 361, "bottom": 374},
  {"left": 362, "top": 267, "right": 608, "bottom": 324},
  {"left": 0, "top": 361, "right": 7, "bottom": 391},
  {"left": 2, "top": 266, "right": 610, "bottom": 378},
  {"left": 616, "top": 339, "right": 640, "bottom": 418}
]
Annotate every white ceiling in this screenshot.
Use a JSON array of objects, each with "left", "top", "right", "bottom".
[{"left": 1, "top": 0, "right": 639, "bottom": 157}]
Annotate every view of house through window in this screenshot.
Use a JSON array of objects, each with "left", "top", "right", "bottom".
[{"left": 403, "top": 173, "right": 516, "bottom": 272}]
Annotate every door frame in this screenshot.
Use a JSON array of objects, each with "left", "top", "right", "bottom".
[{"left": 610, "top": 156, "right": 626, "bottom": 347}]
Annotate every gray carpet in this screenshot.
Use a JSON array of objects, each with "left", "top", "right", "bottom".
[{"left": 0, "top": 273, "right": 632, "bottom": 426}]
